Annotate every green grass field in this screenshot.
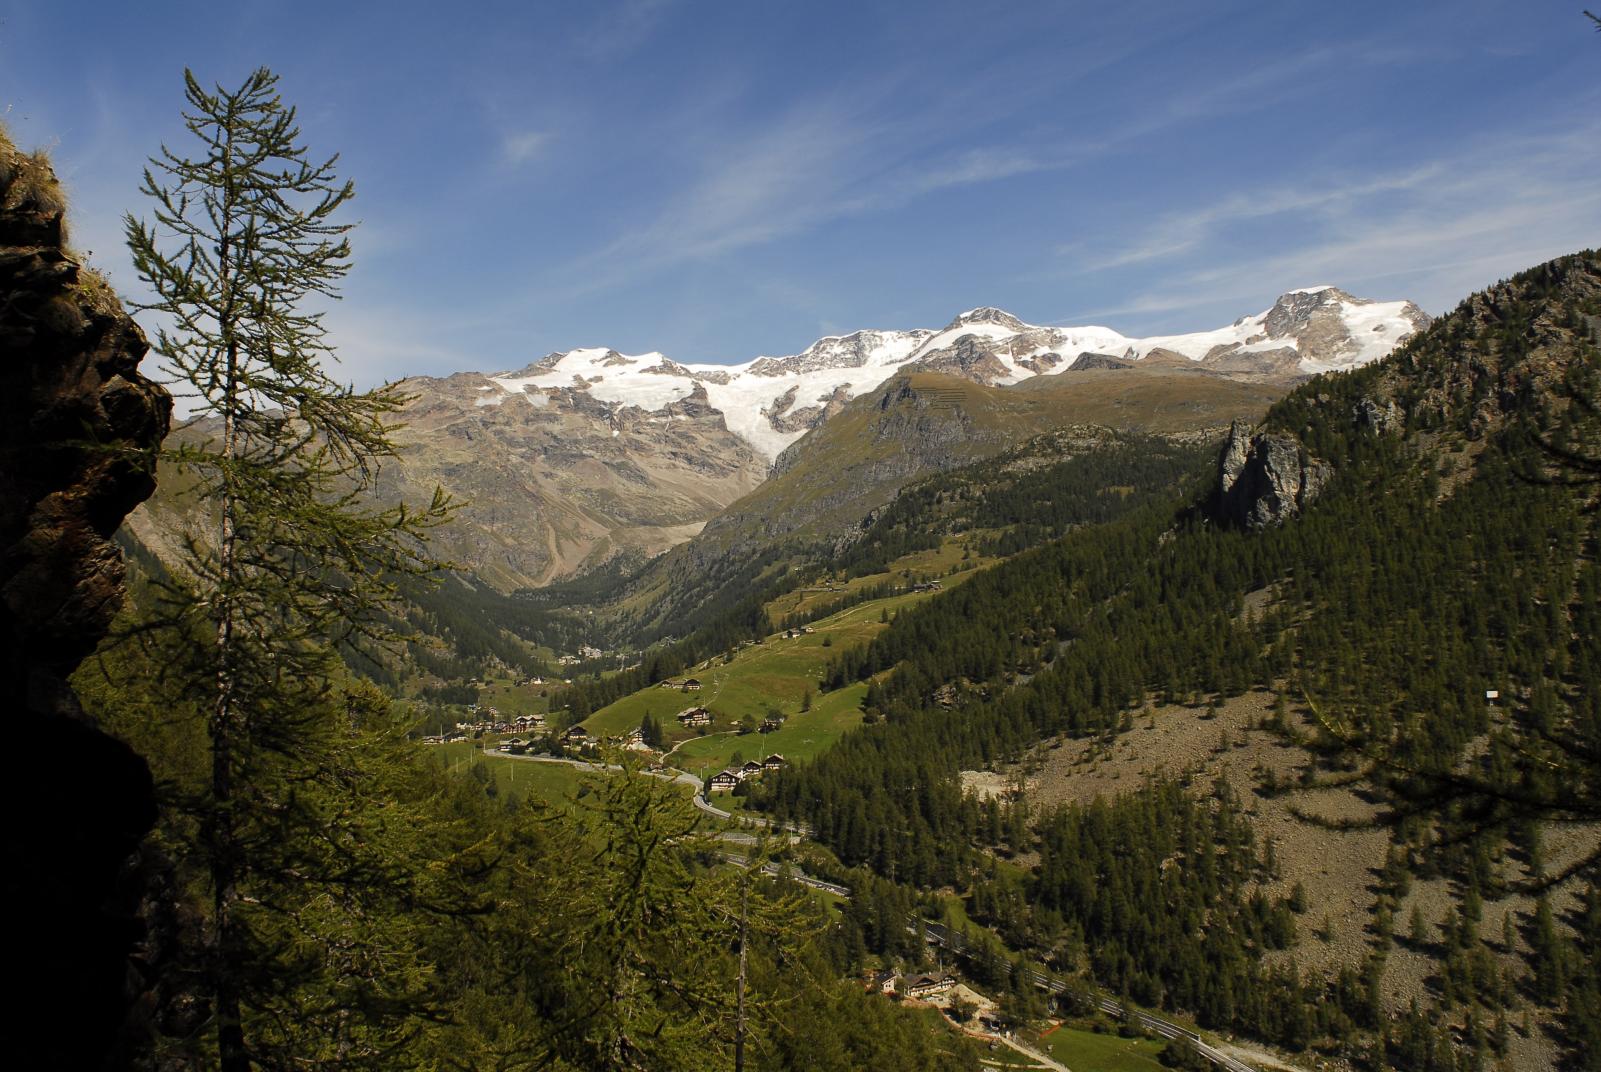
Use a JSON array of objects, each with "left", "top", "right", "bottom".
[
  {"left": 474, "top": 677, "right": 555, "bottom": 718},
  {"left": 1031, "top": 1025, "right": 1167, "bottom": 1071},
  {"left": 581, "top": 576, "right": 971, "bottom": 753},
  {"left": 432, "top": 741, "right": 599, "bottom": 807},
  {"left": 671, "top": 681, "right": 870, "bottom": 776}
]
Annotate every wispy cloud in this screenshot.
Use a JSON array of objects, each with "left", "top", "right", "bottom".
[
  {"left": 322, "top": 303, "right": 501, "bottom": 385},
  {"left": 544, "top": 36, "right": 1365, "bottom": 301},
  {"left": 578, "top": 0, "right": 677, "bottom": 60},
  {"left": 1073, "top": 167, "right": 1447, "bottom": 271},
  {"left": 1051, "top": 115, "right": 1601, "bottom": 328},
  {"left": 500, "top": 129, "right": 550, "bottom": 165}
]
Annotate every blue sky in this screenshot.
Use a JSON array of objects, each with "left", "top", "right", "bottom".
[{"left": 2, "top": 1, "right": 1598, "bottom": 385}]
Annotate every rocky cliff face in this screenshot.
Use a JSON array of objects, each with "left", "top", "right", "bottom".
[
  {"left": 385, "top": 371, "right": 768, "bottom": 588},
  {"left": 1213, "top": 419, "right": 1331, "bottom": 529},
  {"left": 0, "top": 132, "right": 172, "bottom": 1067}
]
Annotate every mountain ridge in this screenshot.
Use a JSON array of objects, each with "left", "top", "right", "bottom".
[{"left": 456, "top": 286, "right": 1430, "bottom": 464}]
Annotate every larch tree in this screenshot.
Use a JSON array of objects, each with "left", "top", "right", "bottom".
[{"left": 125, "top": 67, "right": 455, "bottom": 1071}]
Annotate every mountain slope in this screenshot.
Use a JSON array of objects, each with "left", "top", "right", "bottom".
[
  {"left": 725, "top": 366, "right": 1284, "bottom": 547},
  {"left": 607, "top": 365, "right": 1284, "bottom": 646},
  {"left": 749, "top": 250, "right": 1601, "bottom": 1069},
  {"left": 384, "top": 370, "right": 767, "bottom": 589}
]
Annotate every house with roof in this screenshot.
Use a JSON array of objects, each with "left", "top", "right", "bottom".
[
  {"left": 741, "top": 760, "right": 764, "bottom": 778},
  {"left": 676, "top": 706, "right": 712, "bottom": 727},
  {"left": 762, "top": 754, "right": 786, "bottom": 771},
  {"left": 682, "top": 678, "right": 702, "bottom": 692},
  {"left": 563, "top": 724, "right": 590, "bottom": 743},
  {"left": 902, "top": 973, "right": 955, "bottom": 999},
  {"left": 708, "top": 769, "right": 743, "bottom": 792}
]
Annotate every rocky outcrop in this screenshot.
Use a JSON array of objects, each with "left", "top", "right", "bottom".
[
  {"left": 909, "top": 333, "right": 1016, "bottom": 384},
  {"left": 1213, "top": 419, "right": 1330, "bottom": 529},
  {"left": 1067, "top": 352, "right": 1135, "bottom": 371},
  {"left": 0, "top": 133, "right": 172, "bottom": 1068},
  {"left": 764, "top": 383, "right": 853, "bottom": 435},
  {"left": 1354, "top": 396, "right": 1403, "bottom": 435}
]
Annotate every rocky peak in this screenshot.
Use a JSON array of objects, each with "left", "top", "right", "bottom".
[
  {"left": 748, "top": 328, "right": 930, "bottom": 377},
  {"left": 949, "top": 306, "right": 1027, "bottom": 332},
  {"left": 640, "top": 356, "right": 695, "bottom": 377},
  {"left": 1263, "top": 286, "right": 1355, "bottom": 339}
]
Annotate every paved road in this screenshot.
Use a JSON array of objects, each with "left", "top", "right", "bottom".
[
  {"left": 688, "top": 787, "right": 812, "bottom": 835},
  {"left": 711, "top": 850, "right": 853, "bottom": 897}
]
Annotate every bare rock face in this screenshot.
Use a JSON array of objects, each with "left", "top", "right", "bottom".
[
  {"left": 1214, "top": 419, "right": 1330, "bottom": 529},
  {"left": 910, "top": 333, "right": 1016, "bottom": 384},
  {"left": 1354, "top": 396, "right": 1403, "bottom": 436},
  {"left": 0, "top": 134, "right": 172, "bottom": 1068},
  {"left": 1066, "top": 352, "right": 1135, "bottom": 371},
  {"left": 764, "top": 382, "right": 853, "bottom": 434}
]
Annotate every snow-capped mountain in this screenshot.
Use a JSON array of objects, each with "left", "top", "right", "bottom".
[
  {"left": 348, "top": 285, "right": 1426, "bottom": 591},
  {"left": 473, "top": 286, "right": 1429, "bottom": 463}
]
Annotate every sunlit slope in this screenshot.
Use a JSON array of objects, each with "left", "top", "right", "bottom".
[
  {"left": 708, "top": 367, "right": 1282, "bottom": 548},
  {"left": 580, "top": 537, "right": 994, "bottom": 767}
]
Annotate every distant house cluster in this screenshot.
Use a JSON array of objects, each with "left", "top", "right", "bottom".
[
  {"left": 707, "top": 754, "right": 785, "bottom": 792},
  {"left": 909, "top": 580, "right": 943, "bottom": 593},
  {"left": 864, "top": 970, "right": 954, "bottom": 999},
  {"left": 777, "top": 626, "right": 815, "bottom": 640},
  {"left": 554, "top": 722, "right": 656, "bottom": 754},
  {"left": 424, "top": 710, "right": 544, "bottom": 744},
  {"left": 658, "top": 677, "right": 703, "bottom": 692}
]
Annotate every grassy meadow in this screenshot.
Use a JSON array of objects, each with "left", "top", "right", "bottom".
[
  {"left": 1029, "top": 1025, "right": 1168, "bottom": 1071},
  {"left": 432, "top": 740, "right": 599, "bottom": 807},
  {"left": 579, "top": 548, "right": 986, "bottom": 761}
]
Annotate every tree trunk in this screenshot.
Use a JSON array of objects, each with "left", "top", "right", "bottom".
[
  {"left": 735, "top": 875, "right": 748, "bottom": 1072},
  {"left": 212, "top": 119, "right": 249, "bottom": 1072}
]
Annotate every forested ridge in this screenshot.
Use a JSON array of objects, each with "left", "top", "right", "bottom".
[
  {"left": 751, "top": 251, "right": 1601, "bottom": 1068},
  {"left": 835, "top": 429, "right": 1214, "bottom": 575}
]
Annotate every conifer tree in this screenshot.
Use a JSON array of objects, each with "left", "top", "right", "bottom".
[{"left": 125, "top": 67, "right": 453, "bottom": 1071}]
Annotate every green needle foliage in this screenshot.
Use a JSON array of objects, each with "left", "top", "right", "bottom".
[{"left": 123, "top": 67, "right": 455, "bottom": 1071}]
